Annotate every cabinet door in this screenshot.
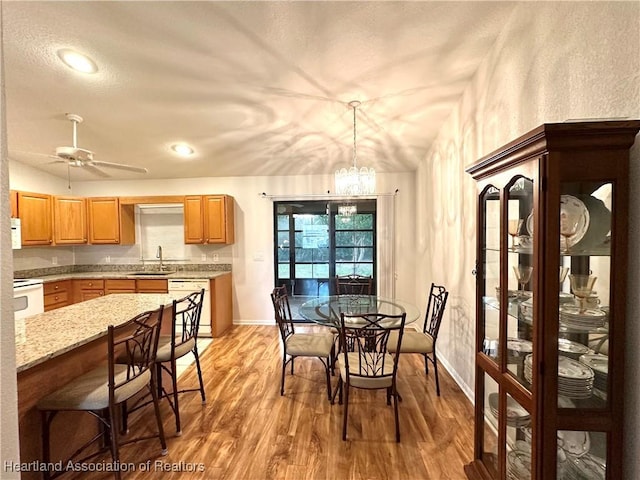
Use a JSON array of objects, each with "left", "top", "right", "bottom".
[
  {"left": 136, "top": 279, "right": 168, "bottom": 293},
  {"left": 204, "top": 195, "right": 235, "bottom": 244},
  {"left": 53, "top": 196, "right": 88, "bottom": 245},
  {"left": 10, "top": 190, "right": 18, "bottom": 217},
  {"left": 17, "top": 191, "right": 53, "bottom": 246},
  {"left": 184, "top": 195, "right": 204, "bottom": 244},
  {"left": 87, "top": 198, "right": 121, "bottom": 244},
  {"left": 105, "top": 279, "right": 136, "bottom": 294}
]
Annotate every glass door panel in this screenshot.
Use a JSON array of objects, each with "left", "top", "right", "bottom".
[
  {"left": 481, "top": 186, "right": 501, "bottom": 362},
  {"left": 558, "top": 182, "right": 612, "bottom": 409},
  {"left": 505, "top": 393, "right": 532, "bottom": 480},
  {"left": 481, "top": 373, "right": 500, "bottom": 478},
  {"left": 505, "top": 176, "right": 534, "bottom": 389},
  {"left": 557, "top": 430, "right": 607, "bottom": 479}
]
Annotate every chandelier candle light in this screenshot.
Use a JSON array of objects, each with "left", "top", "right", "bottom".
[{"left": 334, "top": 100, "right": 376, "bottom": 199}]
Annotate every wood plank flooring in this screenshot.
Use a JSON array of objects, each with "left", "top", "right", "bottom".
[{"left": 63, "top": 325, "right": 474, "bottom": 480}]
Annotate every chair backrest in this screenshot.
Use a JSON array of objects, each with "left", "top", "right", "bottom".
[
  {"left": 172, "top": 289, "right": 205, "bottom": 349},
  {"left": 339, "top": 312, "right": 406, "bottom": 380},
  {"left": 271, "top": 286, "right": 294, "bottom": 341},
  {"left": 109, "top": 306, "right": 164, "bottom": 402},
  {"left": 336, "top": 274, "right": 373, "bottom": 295},
  {"left": 423, "top": 283, "right": 449, "bottom": 339}
]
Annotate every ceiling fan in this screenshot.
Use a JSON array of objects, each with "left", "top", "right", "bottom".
[{"left": 48, "top": 113, "right": 148, "bottom": 177}]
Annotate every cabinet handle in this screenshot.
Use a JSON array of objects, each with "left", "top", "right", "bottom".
[
  {"left": 54, "top": 285, "right": 59, "bottom": 290},
  {"left": 54, "top": 296, "right": 59, "bottom": 300}
]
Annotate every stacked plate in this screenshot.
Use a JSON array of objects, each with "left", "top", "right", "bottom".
[
  {"left": 560, "top": 305, "right": 607, "bottom": 331},
  {"left": 563, "top": 453, "right": 606, "bottom": 480},
  {"left": 507, "top": 337, "right": 533, "bottom": 363},
  {"left": 579, "top": 353, "right": 608, "bottom": 392},
  {"left": 558, "top": 338, "right": 592, "bottom": 360},
  {"left": 507, "top": 449, "right": 531, "bottom": 480},
  {"left": 488, "top": 392, "right": 531, "bottom": 428},
  {"left": 524, "top": 354, "right": 533, "bottom": 384},
  {"left": 558, "top": 355, "right": 594, "bottom": 399}
]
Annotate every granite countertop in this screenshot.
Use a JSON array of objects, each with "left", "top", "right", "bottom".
[
  {"left": 15, "top": 293, "right": 185, "bottom": 373},
  {"left": 37, "top": 270, "right": 231, "bottom": 283}
]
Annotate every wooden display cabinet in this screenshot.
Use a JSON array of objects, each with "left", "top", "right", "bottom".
[
  {"left": 184, "top": 194, "right": 235, "bottom": 244},
  {"left": 464, "top": 121, "right": 640, "bottom": 480}
]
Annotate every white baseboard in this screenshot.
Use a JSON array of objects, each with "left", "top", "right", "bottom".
[{"left": 437, "top": 353, "right": 475, "bottom": 404}]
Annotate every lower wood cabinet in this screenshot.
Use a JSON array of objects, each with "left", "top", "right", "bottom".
[
  {"left": 135, "top": 279, "right": 168, "bottom": 293},
  {"left": 73, "top": 279, "right": 105, "bottom": 303},
  {"left": 104, "top": 279, "right": 136, "bottom": 294},
  {"left": 43, "top": 280, "right": 72, "bottom": 311}
]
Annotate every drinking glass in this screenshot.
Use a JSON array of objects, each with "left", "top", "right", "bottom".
[
  {"left": 508, "top": 219, "right": 524, "bottom": 250},
  {"left": 560, "top": 211, "right": 581, "bottom": 254},
  {"left": 569, "top": 274, "right": 597, "bottom": 312},
  {"left": 513, "top": 265, "right": 533, "bottom": 298},
  {"left": 559, "top": 267, "right": 569, "bottom": 285}
]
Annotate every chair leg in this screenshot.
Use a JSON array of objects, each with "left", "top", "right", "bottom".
[
  {"left": 170, "top": 358, "right": 182, "bottom": 435},
  {"left": 342, "top": 382, "right": 350, "bottom": 441},
  {"left": 107, "top": 404, "right": 122, "bottom": 480},
  {"left": 121, "top": 401, "right": 129, "bottom": 435},
  {"left": 41, "top": 411, "right": 52, "bottom": 480},
  {"left": 150, "top": 369, "right": 169, "bottom": 456},
  {"left": 393, "top": 386, "right": 400, "bottom": 442},
  {"left": 324, "top": 358, "right": 332, "bottom": 401},
  {"left": 423, "top": 353, "right": 430, "bottom": 375},
  {"left": 290, "top": 357, "right": 295, "bottom": 374},
  {"left": 280, "top": 355, "right": 287, "bottom": 396},
  {"left": 193, "top": 345, "right": 206, "bottom": 404},
  {"left": 331, "top": 376, "right": 341, "bottom": 405},
  {"left": 432, "top": 353, "right": 441, "bottom": 396}
]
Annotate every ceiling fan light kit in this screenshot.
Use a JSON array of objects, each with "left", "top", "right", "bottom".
[{"left": 49, "top": 113, "right": 148, "bottom": 176}]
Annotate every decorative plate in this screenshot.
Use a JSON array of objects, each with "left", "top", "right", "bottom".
[{"left": 560, "top": 195, "right": 590, "bottom": 248}]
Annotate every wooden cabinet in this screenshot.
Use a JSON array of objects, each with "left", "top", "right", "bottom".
[
  {"left": 16, "top": 191, "right": 53, "bottom": 246},
  {"left": 43, "top": 280, "right": 72, "bottom": 311},
  {"left": 184, "top": 195, "right": 235, "bottom": 244},
  {"left": 10, "top": 190, "right": 18, "bottom": 217},
  {"left": 135, "top": 279, "right": 168, "bottom": 293},
  {"left": 464, "top": 121, "right": 640, "bottom": 480},
  {"left": 87, "top": 197, "right": 135, "bottom": 245},
  {"left": 53, "top": 196, "right": 87, "bottom": 245},
  {"left": 211, "top": 272, "right": 233, "bottom": 337},
  {"left": 73, "top": 279, "right": 105, "bottom": 303},
  {"left": 105, "top": 279, "right": 136, "bottom": 294}
]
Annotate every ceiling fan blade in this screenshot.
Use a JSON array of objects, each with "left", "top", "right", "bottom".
[
  {"left": 83, "top": 164, "right": 111, "bottom": 178},
  {"left": 89, "top": 160, "right": 148, "bottom": 174}
]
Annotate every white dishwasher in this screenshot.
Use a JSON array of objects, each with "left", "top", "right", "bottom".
[{"left": 167, "top": 279, "right": 211, "bottom": 337}]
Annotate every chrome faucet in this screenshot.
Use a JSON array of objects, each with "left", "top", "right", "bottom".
[{"left": 156, "top": 245, "right": 164, "bottom": 271}]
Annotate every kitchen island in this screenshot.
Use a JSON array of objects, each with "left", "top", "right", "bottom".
[{"left": 15, "top": 293, "right": 184, "bottom": 480}]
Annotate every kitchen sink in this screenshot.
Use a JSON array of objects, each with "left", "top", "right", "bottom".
[{"left": 130, "top": 271, "right": 177, "bottom": 276}]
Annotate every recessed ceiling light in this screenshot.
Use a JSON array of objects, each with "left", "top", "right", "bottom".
[
  {"left": 57, "top": 49, "right": 98, "bottom": 74},
  {"left": 171, "top": 144, "right": 194, "bottom": 157}
]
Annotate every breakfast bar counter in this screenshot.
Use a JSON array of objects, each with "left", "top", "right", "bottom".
[
  {"left": 16, "top": 293, "right": 183, "bottom": 373},
  {"left": 15, "top": 293, "right": 184, "bottom": 479}
]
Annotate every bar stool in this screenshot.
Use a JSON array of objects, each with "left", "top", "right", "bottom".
[{"left": 37, "top": 306, "right": 167, "bottom": 480}]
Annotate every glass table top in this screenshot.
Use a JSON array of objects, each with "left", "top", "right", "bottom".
[{"left": 298, "top": 295, "right": 421, "bottom": 327}]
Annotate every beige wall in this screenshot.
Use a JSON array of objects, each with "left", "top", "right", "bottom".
[{"left": 416, "top": 1, "right": 640, "bottom": 475}]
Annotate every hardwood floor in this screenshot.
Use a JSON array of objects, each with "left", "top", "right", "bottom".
[{"left": 64, "top": 325, "right": 474, "bottom": 480}]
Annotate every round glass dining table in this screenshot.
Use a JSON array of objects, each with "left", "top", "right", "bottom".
[{"left": 299, "top": 295, "right": 421, "bottom": 328}]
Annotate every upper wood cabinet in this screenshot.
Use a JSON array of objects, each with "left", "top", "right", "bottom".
[
  {"left": 53, "top": 196, "right": 87, "bottom": 245},
  {"left": 184, "top": 194, "right": 235, "bottom": 244},
  {"left": 10, "top": 190, "right": 18, "bottom": 218},
  {"left": 17, "top": 191, "right": 53, "bottom": 246},
  {"left": 87, "top": 197, "right": 135, "bottom": 245}
]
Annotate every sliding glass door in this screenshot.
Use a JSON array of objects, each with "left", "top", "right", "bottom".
[{"left": 274, "top": 200, "right": 376, "bottom": 296}]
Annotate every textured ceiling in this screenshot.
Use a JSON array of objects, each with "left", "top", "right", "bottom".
[{"left": 3, "top": 1, "right": 515, "bottom": 181}]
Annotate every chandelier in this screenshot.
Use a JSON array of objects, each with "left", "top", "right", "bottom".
[{"left": 334, "top": 100, "right": 376, "bottom": 197}]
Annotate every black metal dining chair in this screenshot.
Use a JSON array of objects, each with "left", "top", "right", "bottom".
[
  {"left": 387, "top": 283, "right": 449, "bottom": 395},
  {"left": 332, "top": 311, "right": 407, "bottom": 442},
  {"left": 335, "top": 274, "right": 373, "bottom": 295},
  {"left": 270, "top": 286, "right": 335, "bottom": 399},
  {"left": 37, "top": 307, "right": 167, "bottom": 480}
]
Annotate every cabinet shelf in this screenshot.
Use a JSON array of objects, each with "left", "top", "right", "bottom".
[{"left": 465, "top": 121, "right": 640, "bottom": 480}]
